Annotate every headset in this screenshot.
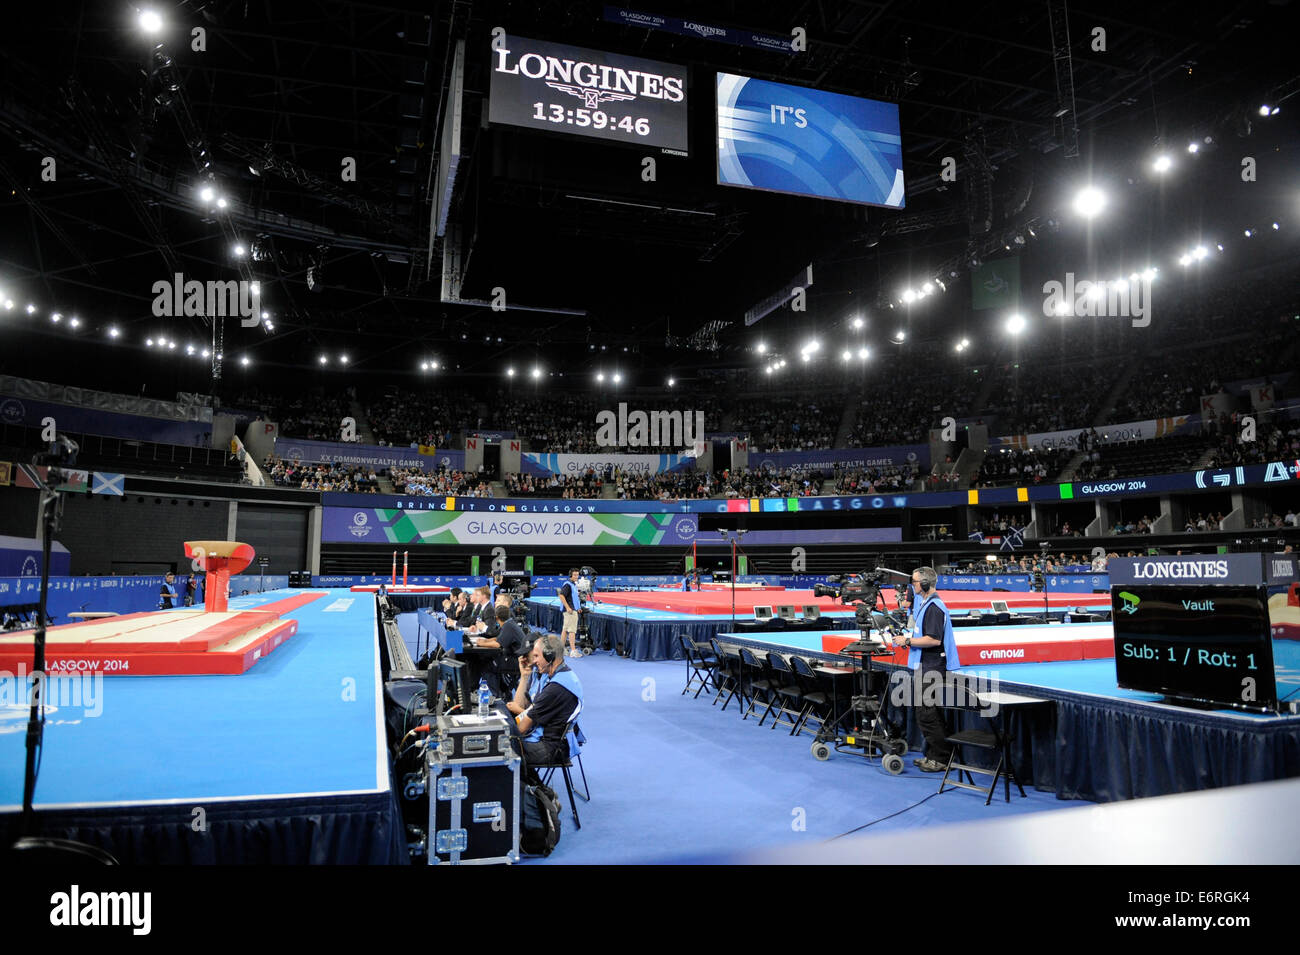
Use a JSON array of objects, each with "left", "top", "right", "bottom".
[
  {"left": 539, "top": 633, "right": 562, "bottom": 665},
  {"left": 915, "top": 566, "right": 936, "bottom": 594}
]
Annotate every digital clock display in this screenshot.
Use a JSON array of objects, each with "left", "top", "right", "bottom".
[{"left": 488, "top": 35, "right": 689, "bottom": 153}]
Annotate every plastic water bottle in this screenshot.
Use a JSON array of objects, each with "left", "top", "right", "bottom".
[{"left": 477, "top": 678, "right": 490, "bottom": 718}]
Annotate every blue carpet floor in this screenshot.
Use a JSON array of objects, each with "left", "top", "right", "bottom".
[{"left": 393, "top": 614, "right": 1084, "bottom": 863}]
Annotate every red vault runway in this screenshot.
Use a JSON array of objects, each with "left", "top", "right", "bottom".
[
  {"left": 590, "top": 588, "right": 1105, "bottom": 616},
  {"left": 0, "top": 592, "right": 324, "bottom": 675}
]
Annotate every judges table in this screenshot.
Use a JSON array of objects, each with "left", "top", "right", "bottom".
[{"left": 416, "top": 608, "right": 502, "bottom": 704}]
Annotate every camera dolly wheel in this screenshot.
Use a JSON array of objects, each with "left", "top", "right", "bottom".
[
  {"left": 883, "top": 754, "right": 904, "bottom": 775},
  {"left": 811, "top": 741, "right": 831, "bottom": 761}
]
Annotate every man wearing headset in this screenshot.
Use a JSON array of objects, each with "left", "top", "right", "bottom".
[
  {"left": 508, "top": 633, "right": 583, "bottom": 769},
  {"left": 899, "top": 565, "right": 962, "bottom": 772}
]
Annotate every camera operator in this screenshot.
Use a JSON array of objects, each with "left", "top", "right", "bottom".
[
  {"left": 899, "top": 566, "right": 962, "bottom": 773},
  {"left": 490, "top": 571, "right": 505, "bottom": 605},
  {"left": 558, "top": 567, "right": 582, "bottom": 659},
  {"left": 508, "top": 633, "right": 583, "bottom": 771}
]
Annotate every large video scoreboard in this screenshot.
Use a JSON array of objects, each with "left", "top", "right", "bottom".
[{"left": 488, "top": 35, "right": 690, "bottom": 153}]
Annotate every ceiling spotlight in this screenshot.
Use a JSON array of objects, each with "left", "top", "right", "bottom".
[
  {"left": 3, "top": 300, "right": 13, "bottom": 310},
  {"left": 922, "top": 281, "right": 934, "bottom": 294},
  {"left": 1071, "top": 185, "right": 1107, "bottom": 219},
  {"left": 1244, "top": 229, "right": 1253, "bottom": 237},
  {"left": 138, "top": 9, "right": 163, "bottom": 34},
  {"left": 51, "top": 312, "right": 61, "bottom": 323},
  {"left": 319, "top": 355, "right": 328, "bottom": 365},
  {"left": 1006, "top": 313, "right": 1027, "bottom": 334},
  {"left": 1152, "top": 155, "right": 1172, "bottom": 173},
  {"left": 901, "top": 289, "right": 916, "bottom": 304},
  {"left": 1187, "top": 142, "right": 1199, "bottom": 154},
  {"left": 1259, "top": 104, "right": 1273, "bottom": 117},
  {"left": 954, "top": 341, "right": 965, "bottom": 352},
  {"left": 185, "top": 344, "right": 195, "bottom": 355},
  {"left": 168, "top": 340, "right": 176, "bottom": 349},
  {"left": 339, "top": 354, "right": 349, "bottom": 365},
  {"left": 892, "top": 330, "right": 905, "bottom": 343},
  {"left": 506, "top": 367, "right": 515, "bottom": 377},
  {"left": 1194, "top": 245, "right": 1208, "bottom": 260},
  {"left": 756, "top": 342, "right": 767, "bottom": 354},
  {"left": 1216, "top": 244, "right": 1224, "bottom": 251},
  {"left": 1272, "top": 222, "right": 1280, "bottom": 230},
  {"left": 1113, "top": 279, "right": 1128, "bottom": 292},
  {"left": 667, "top": 377, "right": 675, "bottom": 387},
  {"left": 430, "top": 360, "right": 439, "bottom": 370},
  {"left": 961, "top": 338, "right": 970, "bottom": 348},
  {"left": 216, "top": 197, "right": 228, "bottom": 210},
  {"left": 1142, "top": 268, "right": 1157, "bottom": 281},
  {"left": 249, "top": 282, "right": 260, "bottom": 294},
  {"left": 199, "top": 185, "right": 215, "bottom": 202},
  {"left": 802, "top": 353, "right": 811, "bottom": 363},
  {"left": 531, "top": 367, "right": 541, "bottom": 379},
  {"left": 146, "top": 338, "right": 154, "bottom": 346},
  {"left": 858, "top": 347, "right": 869, "bottom": 360},
  {"left": 201, "top": 348, "right": 210, "bottom": 358},
  {"left": 765, "top": 366, "right": 773, "bottom": 375},
  {"left": 240, "top": 356, "right": 251, "bottom": 366},
  {"left": 1054, "top": 300, "right": 1071, "bottom": 316},
  {"left": 597, "top": 373, "right": 605, "bottom": 382},
  {"left": 851, "top": 316, "right": 864, "bottom": 330},
  {"left": 232, "top": 244, "right": 246, "bottom": 257},
  {"left": 69, "top": 317, "right": 80, "bottom": 329},
  {"left": 260, "top": 311, "right": 269, "bottom": 320},
  {"left": 841, "top": 349, "right": 852, "bottom": 362},
  {"left": 420, "top": 361, "right": 428, "bottom": 371},
  {"left": 25, "top": 303, "right": 35, "bottom": 314},
  {"left": 108, "top": 326, "right": 119, "bottom": 338},
  {"left": 612, "top": 373, "right": 622, "bottom": 384},
  {"left": 804, "top": 339, "right": 820, "bottom": 353}
]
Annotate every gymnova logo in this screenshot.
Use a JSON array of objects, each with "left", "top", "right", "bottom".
[
  {"left": 0, "top": 398, "right": 24, "bottom": 424},
  {"left": 1042, "top": 271, "right": 1152, "bottom": 328},
  {"left": 1131, "top": 560, "right": 1229, "bottom": 580},
  {"left": 349, "top": 512, "right": 372, "bottom": 538},
  {"left": 151, "top": 272, "right": 260, "bottom": 327},
  {"left": 595, "top": 403, "right": 704, "bottom": 448}
]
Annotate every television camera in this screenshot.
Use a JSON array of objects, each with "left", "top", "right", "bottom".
[{"left": 808, "top": 566, "right": 912, "bottom": 773}]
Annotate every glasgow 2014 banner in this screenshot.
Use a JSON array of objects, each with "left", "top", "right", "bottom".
[
  {"left": 325, "top": 508, "right": 700, "bottom": 546},
  {"left": 520, "top": 452, "right": 696, "bottom": 477},
  {"left": 275, "top": 437, "right": 465, "bottom": 471},
  {"left": 989, "top": 414, "right": 1198, "bottom": 452}
]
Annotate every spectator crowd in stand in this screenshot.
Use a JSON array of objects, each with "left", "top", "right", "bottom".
[
  {"left": 390, "top": 466, "right": 491, "bottom": 497},
  {"left": 264, "top": 455, "right": 379, "bottom": 492}
]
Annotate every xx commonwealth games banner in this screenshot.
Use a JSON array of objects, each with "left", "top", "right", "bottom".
[{"left": 324, "top": 507, "right": 699, "bottom": 546}]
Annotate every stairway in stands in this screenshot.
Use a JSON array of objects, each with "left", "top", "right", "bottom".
[{"left": 833, "top": 393, "right": 858, "bottom": 448}]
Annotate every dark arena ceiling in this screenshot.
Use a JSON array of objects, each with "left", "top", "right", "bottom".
[{"left": 0, "top": 0, "right": 1296, "bottom": 399}]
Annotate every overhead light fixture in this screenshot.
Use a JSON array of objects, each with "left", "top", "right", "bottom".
[
  {"left": 50, "top": 312, "right": 61, "bottom": 323},
  {"left": 612, "top": 372, "right": 622, "bottom": 384},
  {"left": 138, "top": 9, "right": 164, "bottom": 33},
  {"left": 851, "top": 316, "right": 864, "bottom": 330},
  {"left": 858, "top": 347, "right": 869, "bottom": 360},
  {"left": 1071, "top": 186, "right": 1107, "bottom": 219},
  {"left": 596, "top": 372, "right": 605, "bottom": 382},
  {"left": 319, "top": 355, "right": 328, "bottom": 365},
  {"left": 240, "top": 356, "right": 251, "bottom": 367},
  {"left": 756, "top": 342, "right": 767, "bottom": 354},
  {"left": 199, "top": 185, "right": 215, "bottom": 202},
  {"left": 667, "top": 377, "right": 675, "bottom": 387},
  {"left": 1006, "top": 313, "right": 1027, "bottom": 334},
  {"left": 1152, "top": 155, "right": 1172, "bottom": 173},
  {"left": 531, "top": 367, "right": 542, "bottom": 379},
  {"left": 69, "top": 317, "right": 80, "bottom": 329},
  {"left": 1187, "top": 142, "right": 1199, "bottom": 154},
  {"left": 108, "top": 326, "right": 119, "bottom": 338},
  {"left": 339, "top": 354, "right": 349, "bottom": 365},
  {"left": 232, "top": 244, "right": 246, "bottom": 257},
  {"left": 507, "top": 367, "right": 515, "bottom": 377}
]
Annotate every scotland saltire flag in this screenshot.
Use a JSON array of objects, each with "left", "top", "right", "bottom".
[
  {"left": 92, "top": 472, "right": 124, "bottom": 496},
  {"left": 967, "top": 531, "right": 984, "bottom": 543},
  {"left": 1000, "top": 526, "right": 1025, "bottom": 551}
]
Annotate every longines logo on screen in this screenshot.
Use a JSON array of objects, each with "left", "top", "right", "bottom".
[
  {"left": 1130, "top": 559, "right": 1229, "bottom": 580},
  {"left": 493, "top": 44, "right": 684, "bottom": 103}
]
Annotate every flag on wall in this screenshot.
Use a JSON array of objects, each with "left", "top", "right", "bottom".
[
  {"left": 93, "top": 472, "right": 125, "bottom": 496},
  {"left": 971, "top": 257, "right": 1020, "bottom": 311}
]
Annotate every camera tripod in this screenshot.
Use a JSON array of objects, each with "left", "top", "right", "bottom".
[{"left": 810, "top": 639, "right": 907, "bottom": 773}]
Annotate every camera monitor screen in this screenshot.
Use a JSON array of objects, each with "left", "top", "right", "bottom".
[
  {"left": 753, "top": 605, "right": 774, "bottom": 620},
  {"left": 1111, "top": 584, "right": 1276, "bottom": 711},
  {"left": 991, "top": 600, "right": 1010, "bottom": 614},
  {"left": 801, "top": 604, "right": 820, "bottom": 620},
  {"left": 775, "top": 605, "right": 797, "bottom": 620}
]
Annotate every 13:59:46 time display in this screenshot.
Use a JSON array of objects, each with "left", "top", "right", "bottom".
[{"left": 532, "top": 102, "right": 650, "bottom": 135}]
